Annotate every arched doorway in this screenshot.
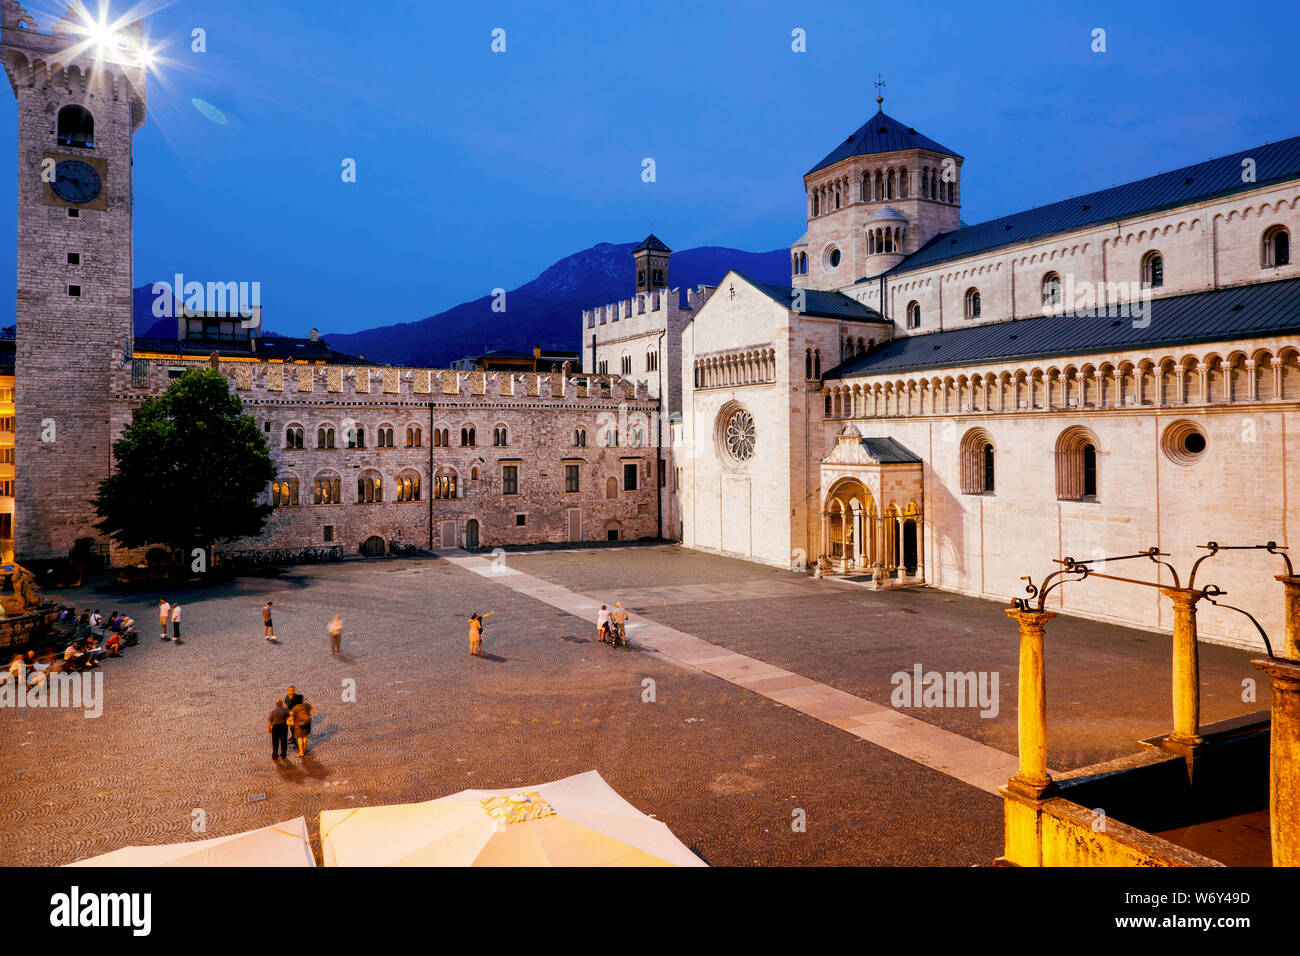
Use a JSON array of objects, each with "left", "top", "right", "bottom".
[
  {"left": 465, "top": 519, "right": 480, "bottom": 549},
  {"left": 821, "top": 479, "right": 873, "bottom": 572},
  {"left": 361, "top": 536, "right": 385, "bottom": 557}
]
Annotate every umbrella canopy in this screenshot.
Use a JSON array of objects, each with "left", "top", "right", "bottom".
[
  {"left": 67, "top": 817, "right": 315, "bottom": 867},
  {"left": 320, "top": 770, "right": 704, "bottom": 867}
]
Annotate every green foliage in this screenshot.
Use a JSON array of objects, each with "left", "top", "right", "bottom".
[{"left": 92, "top": 368, "right": 276, "bottom": 551}]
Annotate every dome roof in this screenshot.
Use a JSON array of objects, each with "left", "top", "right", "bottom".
[
  {"left": 865, "top": 205, "right": 908, "bottom": 224},
  {"left": 808, "top": 111, "right": 961, "bottom": 176}
]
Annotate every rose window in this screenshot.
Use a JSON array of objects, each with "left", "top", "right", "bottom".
[{"left": 724, "top": 409, "right": 756, "bottom": 461}]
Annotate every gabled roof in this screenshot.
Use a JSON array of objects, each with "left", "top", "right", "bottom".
[
  {"left": 735, "top": 272, "right": 885, "bottom": 322},
  {"left": 633, "top": 234, "right": 672, "bottom": 253},
  {"left": 862, "top": 436, "right": 922, "bottom": 464},
  {"left": 808, "top": 110, "right": 961, "bottom": 176},
  {"left": 886, "top": 134, "right": 1300, "bottom": 276},
  {"left": 826, "top": 277, "right": 1300, "bottom": 379}
]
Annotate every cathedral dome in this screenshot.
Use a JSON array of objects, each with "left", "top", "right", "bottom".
[{"left": 807, "top": 111, "right": 961, "bottom": 176}]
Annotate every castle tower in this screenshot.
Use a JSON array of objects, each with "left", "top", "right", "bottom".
[
  {"left": 792, "top": 92, "right": 962, "bottom": 291},
  {"left": 633, "top": 233, "right": 671, "bottom": 293},
  {"left": 2, "top": 1, "right": 148, "bottom": 559}
]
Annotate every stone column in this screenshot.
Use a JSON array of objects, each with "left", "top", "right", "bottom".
[
  {"left": 1272, "top": 358, "right": 1284, "bottom": 401},
  {"left": 1244, "top": 359, "right": 1258, "bottom": 401},
  {"left": 853, "top": 507, "right": 865, "bottom": 570},
  {"left": 820, "top": 511, "right": 829, "bottom": 567},
  {"left": 1162, "top": 588, "right": 1204, "bottom": 751},
  {"left": 1277, "top": 575, "right": 1300, "bottom": 659},
  {"left": 1250, "top": 657, "right": 1300, "bottom": 866},
  {"left": 1174, "top": 366, "right": 1187, "bottom": 404},
  {"left": 1004, "top": 608, "right": 1058, "bottom": 797}
]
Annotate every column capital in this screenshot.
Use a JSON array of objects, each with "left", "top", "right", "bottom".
[
  {"left": 1252, "top": 656, "right": 1300, "bottom": 687},
  {"left": 1005, "top": 607, "right": 1058, "bottom": 630},
  {"left": 1160, "top": 587, "right": 1201, "bottom": 609}
]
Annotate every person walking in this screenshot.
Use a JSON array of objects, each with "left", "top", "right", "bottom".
[
  {"left": 284, "top": 685, "right": 303, "bottom": 711},
  {"left": 596, "top": 604, "right": 611, "bottom": 643},
  {"left": 170, "top": 602, "right": 183, "bottom": 645},
  {"left": 289, "top": 699, "right": 313, "bottom": 756},
  {"left": 268, "top": 698, "right": 290, "bottom": 760},
  {"left": 328, "top": 615, "right": 342, "bottom": 657},
  {"left": 262, "top": 601, "right": 275, "bottom": 641},
  {"left": 468, "top": 611, "right": 493, "bottom": 656},
  {"left": 158, "top": 599, "right": 170, "bottom": 641},
  {"left": 611, "top": 602, "right": 630, "bottom": 647}
]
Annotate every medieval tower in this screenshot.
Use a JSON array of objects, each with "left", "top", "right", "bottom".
[{"left": 1, "top": 1, "right": 146, "bottom": 559}]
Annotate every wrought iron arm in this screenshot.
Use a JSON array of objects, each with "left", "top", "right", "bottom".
[{"left": 1189, "top": 541, "right": 1292, "bottom": 590}]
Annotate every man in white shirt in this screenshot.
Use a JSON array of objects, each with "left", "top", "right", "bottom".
[
  {"left": 611, "top": 603, "right": 629, "bottom": 647},
  {"left": 158, "top": 599, "right": 170, "bottom": 641},
  {"left": 170, "top": 602, "right": 183, "bottom": 644}
]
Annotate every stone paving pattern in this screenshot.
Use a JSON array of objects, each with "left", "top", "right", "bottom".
[{"left": 0, "top": 545, "right": 1269, "bottom": 866}]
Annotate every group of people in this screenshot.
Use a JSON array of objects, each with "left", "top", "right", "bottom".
[
  {"left": 156, "top": 599, "right": 183, "bottom": 644},
  {"left": 596, "top": 603, "right": 630, "bottom": 646},
  {"left": 266, "top": 684, "right": 314, "bottom": 759},
  {"left": 8, "top": 606, "right": 143, "bottom": 684}
]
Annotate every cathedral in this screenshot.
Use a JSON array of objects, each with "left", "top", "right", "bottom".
[
  {"left": 5, "top": 1, "right": 1299, "bottom": 650},
  {"left": 589, "top": 95, "right": 1300, "bottom": 649}
]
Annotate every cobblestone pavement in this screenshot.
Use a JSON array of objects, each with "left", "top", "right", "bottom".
[
  {"left": 504, "top": 546, "right": 1272, "bottom": 771},
  {"left": 0, "top": 554, "right": 1002, "bottom": 867}
]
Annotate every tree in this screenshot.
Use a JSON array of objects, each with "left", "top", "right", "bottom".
[{"left": 93, "top": 368, "right": 276, "bottom": 555}]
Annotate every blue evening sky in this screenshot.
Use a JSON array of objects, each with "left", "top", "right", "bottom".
[{"left": 2, "top": 0, "right": 1298, "bottom": 335}]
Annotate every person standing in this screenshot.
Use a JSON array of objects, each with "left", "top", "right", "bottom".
[
  {"left": 268, "top": 698, "right": 290, "bottom": 760},
  {"left": 596, "top": 605, "right": 611, "bottom": 643},
  {"left": 262, "top": 601, "right": 275, "bottom": 642},
  {"left": 170, "top": 602, "right": 183, "bottom": 645},
  {"left": 328, "top": 615, "right": 342, "bottom": 657},
  {"left": 284, "top": 685, "right": 303, "bottom": 711},
  {"left": 289, "top": 699, "right": 313, "bottom": 756},
  {"left": 611, "top": 603, "right": 629, "bottom": 647},
  {"left": 158, "top": 599, "right": 170, "bottom": 641},
  {"left": 468, "top": 611, "right": 493, "bottom": 656}
]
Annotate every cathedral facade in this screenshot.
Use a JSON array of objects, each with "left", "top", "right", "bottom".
[{"left": 667, "top": 102, "right": 1300, "bottom": 649}]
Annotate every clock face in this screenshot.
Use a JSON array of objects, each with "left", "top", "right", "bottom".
[{"left": 51, "top": 159, "right": 102, "bottom": 205}]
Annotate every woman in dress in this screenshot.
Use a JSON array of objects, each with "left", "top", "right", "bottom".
[{"left": 289, "top": 700, "right": 313, "bottom": 756}]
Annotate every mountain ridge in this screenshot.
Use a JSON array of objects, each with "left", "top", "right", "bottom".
[{"left": 132, "top": 241, "right": 793, "bottom": 367}]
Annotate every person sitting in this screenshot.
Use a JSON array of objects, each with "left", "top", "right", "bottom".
[
  {"left": 83, "top": 638, "right": 106, "bottom": 666},
  {"left": 103, "top": 631, "right": 122, "bottom": 657},
  {"left": 63, "top": 642, "right": 84, "bottom": 671},
  {"left": 89, "top": 609, "right": 103, "bottom": 628},
  {"left": 8, "top": 653, "right": 25, "bottom": 685}
]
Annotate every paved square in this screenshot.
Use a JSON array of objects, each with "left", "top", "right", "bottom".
[{"left": 0, "top": 545, "right": 1268, "bottom": 866}]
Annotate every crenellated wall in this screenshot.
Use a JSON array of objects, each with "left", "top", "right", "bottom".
[{"left": 106, "top": 356, "right": 660, "bottom": 560}]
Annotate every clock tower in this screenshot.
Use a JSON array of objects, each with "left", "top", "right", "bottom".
[{"left": 2, "top": 0, "right": 147, "bottom": 559}]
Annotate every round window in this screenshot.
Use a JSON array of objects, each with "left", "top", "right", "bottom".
[
  {"left": 723, "top": 408, "right": 756, "bottom": 462},
  {"left": 829, "top": 248, "right": 841, "bottom": 268},
  {"left": 1162, "top": 420, "right": 1207, "bottom": 465}
]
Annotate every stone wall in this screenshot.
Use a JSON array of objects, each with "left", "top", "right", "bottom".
[{"left": 107, "top": 359, "right": 660, "bottom": 560}]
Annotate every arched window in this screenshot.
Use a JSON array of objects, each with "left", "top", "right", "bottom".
[
  {"left": 605, "top": 428, "right": 618, "bottom": 447},
  {"left": 1142, "top": 251, "right": 1164, "bottom": 288},
  {"left": 1264, "top": 226, "right": 1291, "bottom": 268},
  {"left": 825, "top": 393, "right": 832, "bottom": 416},
  {"left": 356, "top": 473, "right": 382, "bottom": 503},
  {"left": 814, "top": 349, "right": 821, "bottom": 378},
  {"left": 800, "top": 252, "right": 807, "bottom": 274},
  {"left": 887, "top": 169, "right": 895, "bottom": 199},
  {"left": 285, "top": 426, "right": 303, "bottom": 449},
  {"left": 964, "top": 288, "right": 981, "bottom": 320},
  {"left": 346, "top": 425, "right": 365, "bottom": 449},
  {"left": 493, "top": 426, "right": 508, "bottom": 446},
  {"left": 313, "top": 474, "right": 341, "bottom": 505},
  {"left": 470, "top": 466, "right": 479, "bottom": 480},
  {"left": 1055, "top": 428, "right": 1099, "bottom": 500},
  {"left": 1042, "top": 273, "right": 1062, "bottom": 308},
  {"left": 272, "top": 477, "right": 299, "bottom": 506},
  {"left": 946, "top": 180, "right": 954, "bottom": 203},
  {"left": 57, "top": 105, "right": 94, "bottom": 148},
  {"left": 921, "top": 168, "right": 929, "bottom": 198},
  {"left": 960, "top": 429, "right": 995, "bottom": 494},
  {"left": 434, "top": 468, "right": 458, "bottom": 499},
  {"left": 906, "top": 301, "right": 921, "bottom": 329},
  {"left": 396, "top": 473, "right": 421, "bottom": 501},
  {"left": 460, "top": 426, "right": 476, "bottom": 447},
  {"left": 574, "top": 427, "right": 586, "bottom": 447},
  {"left": 899, "top": 168, "right": 908, "bottom": 198},
  {"left": 606, "top": 476, "right": 619, "bottom": 499},
  {"left": 406, "top": 426, "right": 422, "bottom": 447},
  {"left": 376, "top": 426, "right": 394, "bottom": 448},
  {"left": 806, "top": 349, "right": 813, "bottom": 380}
]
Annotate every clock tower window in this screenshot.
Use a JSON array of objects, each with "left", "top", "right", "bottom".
[{"left": 56, "top": 106, "right": 95, "bottom": 149}]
